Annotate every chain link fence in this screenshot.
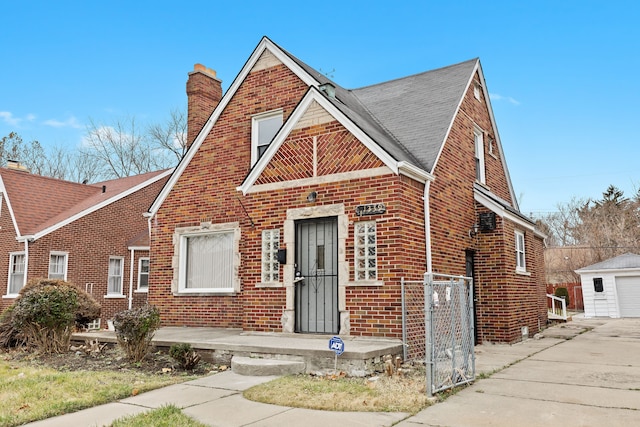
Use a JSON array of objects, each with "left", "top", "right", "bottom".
[{"left": 402, "top": 273, "right": 476, "bottom": 396}]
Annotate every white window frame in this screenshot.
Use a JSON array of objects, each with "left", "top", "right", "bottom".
[
  {"left": 515, "top": 230, "right": 526, "bottom": 272},
  {"left": 174, "top": 222, "right": 241, "bottom": 294},
  {"left": 48, "top": 251, "right": 68, "bottom": 281},
  {"left": 354, "top": 221, "right": 377, "bottom": 281},
  {"left": 474, "top": 127, "right": 486, "bottom": 184},
  {"left": 473, "top": 83, "right": 481, "bottom": 100},
  {"left": 137, "top": 257, "right": 150, "bottom": 291},
  {"left": 8, "top": 252, "right": 25, "bottom": 296},
  {"left": 251, "top": 109, "right": 283, "bottom": 166},
  {"left": 107, "top": 257, "right": 124, "bottom": 295},
  {"left": 261, "top": 229, "right": 280, "bottom": 283}
]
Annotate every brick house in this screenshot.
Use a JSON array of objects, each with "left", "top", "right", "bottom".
[
  {"left": 147, "top": 37, "right": 546, "bottom": 343},
  {"left": 0, "top": 164, "right": 171, "bottom": 328}
]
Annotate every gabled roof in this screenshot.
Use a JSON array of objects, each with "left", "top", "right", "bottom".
[
  {"left": 150, "top": 36, "right": 517, "bottom": 215},
  {"left": 576, "top": 253, "right": 640, "bottom": 272},
  {"left": 0, "top": 168, "right": 171, "bottom": 240},
  {"left": 352, "top": 59, "right": 478, "bottom": 173}
]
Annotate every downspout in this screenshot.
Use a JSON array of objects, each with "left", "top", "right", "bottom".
[
  {"left": 424, "top": 181, "right": 432, "bottom": 273},
  {"left": 23, "top": 237, "right": 32, "bottom": 289},
  {"left": 128, "top": 248, "right": 135, "bottom": 310}
]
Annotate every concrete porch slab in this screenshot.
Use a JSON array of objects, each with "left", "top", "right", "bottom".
[{"left": 73, "top": 327, "right": 404, "bottom": 376}]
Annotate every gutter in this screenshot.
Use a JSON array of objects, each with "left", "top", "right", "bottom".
[
  {"left": 424, "top": 181, "right": 432, "bottom": 273},
  {"left": 128, "top": 248, "right": 135, "bottom": 310}
]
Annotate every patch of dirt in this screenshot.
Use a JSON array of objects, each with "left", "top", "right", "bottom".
[{"left": 1, "top": 343, "right": 221, "bottom": 377}]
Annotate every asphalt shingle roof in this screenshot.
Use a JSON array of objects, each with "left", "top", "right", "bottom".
[
  {"left": 281, "top": 42, "right": 477, "bottom": 173},
  {"left": 577, "top": 253, "right": 640, "bottom": 272},
  {"left": 0, "top": 168, "right": 168, "bottom": 236}
]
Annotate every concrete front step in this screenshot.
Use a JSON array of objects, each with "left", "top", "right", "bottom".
[{"left": 231, "top": 356, "right": 305, "bottom": 376}]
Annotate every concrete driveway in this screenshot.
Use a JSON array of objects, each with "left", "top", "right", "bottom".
[{"left": 398, "top": 316, "right": 640, "bottom": 427}]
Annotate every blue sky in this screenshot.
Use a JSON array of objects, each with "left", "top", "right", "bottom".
[{"left": 1, "top": 1, "right": 638, "bottom": 215}]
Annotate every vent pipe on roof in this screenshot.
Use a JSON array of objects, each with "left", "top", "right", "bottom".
[
  {"left": 319, "top": 83, "right": 336, "bottom": 99},
  {"left": 102, "top": 185, "right": 106, "bottom": 193}
]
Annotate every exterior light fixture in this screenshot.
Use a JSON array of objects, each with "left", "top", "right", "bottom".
[
  {"left": 469, "top": 223, "right": 480, "bottom": 238},
  {"left": 307, "top": 191, "right": 317, "bottom": 203}
]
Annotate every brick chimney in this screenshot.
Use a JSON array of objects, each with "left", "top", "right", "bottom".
[{"left": 186, "top": 64, "right": 222, "bottom": 148}]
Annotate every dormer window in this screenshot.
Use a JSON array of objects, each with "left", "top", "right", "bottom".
[{"left": 251, "top": 110, "right": 283, "bottom": 166}]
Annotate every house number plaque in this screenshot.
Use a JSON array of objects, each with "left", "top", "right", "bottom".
[{"left": 355, "top": 203, "right": 386, "bottom": 217}]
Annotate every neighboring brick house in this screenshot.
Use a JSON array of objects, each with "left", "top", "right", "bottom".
[
  {"left": 147, "top": 37, "right": 546, "bottom": 343},
  {"left": 0, "top": 164, "right": 171, "bottom": 328}
]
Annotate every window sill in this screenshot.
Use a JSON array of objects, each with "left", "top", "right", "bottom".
[
  {"left": 134, "top": 289, "right": 149, "bottom": 293},
  {"left": 2, "top": 294, "right": 18, "bottom": 299},
  {"left": 256, "top": 282, "right": 283, "bottom": 288},
  {"left": 104, "top": 294, "right": 126, "bottom": 299},
  {"left": 515, "top": 270, "right": 531, "bottom": 276},
  {"left": 594, "top": 294, "right": 607, "bottom": 300},
  {"left": 173, "top": 290, "right": 238, "bottom": 297},
  {"left": 348, "top": 280, "right": 385, "bottom": 287}
]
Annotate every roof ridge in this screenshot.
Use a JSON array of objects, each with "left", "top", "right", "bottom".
[{"left": 352, "top": 58, "right": 479, "bottom": 91}]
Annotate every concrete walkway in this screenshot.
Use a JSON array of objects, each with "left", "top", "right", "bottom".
[
  {"left": 26, "top": 316, "right": 640, "bottom": 426},
  {"left": 398, "top": 316, "right": 640, "bottom": 427}
]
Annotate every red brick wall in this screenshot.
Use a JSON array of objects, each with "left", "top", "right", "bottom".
[
  {"left": 151, "top": 58, "right": 545, "bottom": 343},
  {"left": 429, "top": 71, "right": 546, "bottom": 343},
  {"left": 150, "top": 61, "right": 310, "bottom": 327},
  {"left": 151, "top": 55, "right": 430, "bottom": 335}
]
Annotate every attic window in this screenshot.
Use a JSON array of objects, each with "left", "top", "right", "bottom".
[
  {"left": 473, "top": 83, "right": 481, "bottom": 100},
  {"left": 251, "top": 110, "right": 283, "bottom": 166}
]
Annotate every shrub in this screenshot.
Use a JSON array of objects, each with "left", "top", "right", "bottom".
[
  {"left": 11, "top": 279, "right": 79, "bottom": 353},
  {"left": 0, "top": 306, "right": 23, "bottom": 348},
  {"left": 0, "top": 279, "right": 101, "bottom": 351},
  {"left": 554, "top": 287, "right": 570, "bottom": 307},
  {"left": 113, "top": 305, "right": 161, "bottom": 362},
  {"left": 169, "top": 343, "right": 201, "bottom": 370},
  {"left": 74, "top": 288, "right": 102, "bottom": 328}
]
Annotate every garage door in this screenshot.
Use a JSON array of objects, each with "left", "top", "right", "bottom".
[{"left": 616, "top": 276, "right": 640, "bottom": 317}]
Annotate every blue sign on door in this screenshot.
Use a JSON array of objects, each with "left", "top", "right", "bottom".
[{"left": 329, "top": 336, "right": 345, "bottom": 355}]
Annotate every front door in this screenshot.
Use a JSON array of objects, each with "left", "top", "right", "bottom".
[{"left": 295, "top": 217, "right": 339, "bottom": 333}]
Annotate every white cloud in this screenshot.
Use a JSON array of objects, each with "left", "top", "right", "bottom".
[
  {"left": 489, "top": 93, "right": 521, "bottom": 106},
  {"left": 43, "top": 116, "right": 82, "bottom": 129},
  {"left": 0, "top": 111, "right": 24, "bottom": 126}
]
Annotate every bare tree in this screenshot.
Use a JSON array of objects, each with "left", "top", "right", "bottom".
[
  {"left": 147, "top": 108, "right": 188, "bottom": 162},
  {"left": 535, "top": 197, "right": 584, "bottom": 247},
  {"left": 2, "top": 109, "right": 184, "bottom": 183},
  {"left": 574, "top": 185, "right": 640, "bottom": 262},
  {"left": 82, "top": 117, "right": 150, "bottom": 179},
  {"left": 82, "top": 112, "right": 184, "bottom": 181}
]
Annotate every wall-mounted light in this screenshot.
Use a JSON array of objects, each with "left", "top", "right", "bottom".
[
  {"left": 469, "top": 223, "right": 480, "bottom": 238},
  {"left": 307, "top": 191, "right": 318, "bottom": 203}
]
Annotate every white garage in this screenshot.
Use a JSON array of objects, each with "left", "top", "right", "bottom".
[{"left": 576, "top": 253, "right": 640, "bottom": 318}]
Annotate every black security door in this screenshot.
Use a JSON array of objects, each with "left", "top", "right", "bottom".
[{"left": 295, "top": 217, "right": 339, "bottom": 333}]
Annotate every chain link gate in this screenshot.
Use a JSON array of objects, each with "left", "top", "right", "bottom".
[{"left": 402, "top": 273, "right": 476, "bottom": 396}]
